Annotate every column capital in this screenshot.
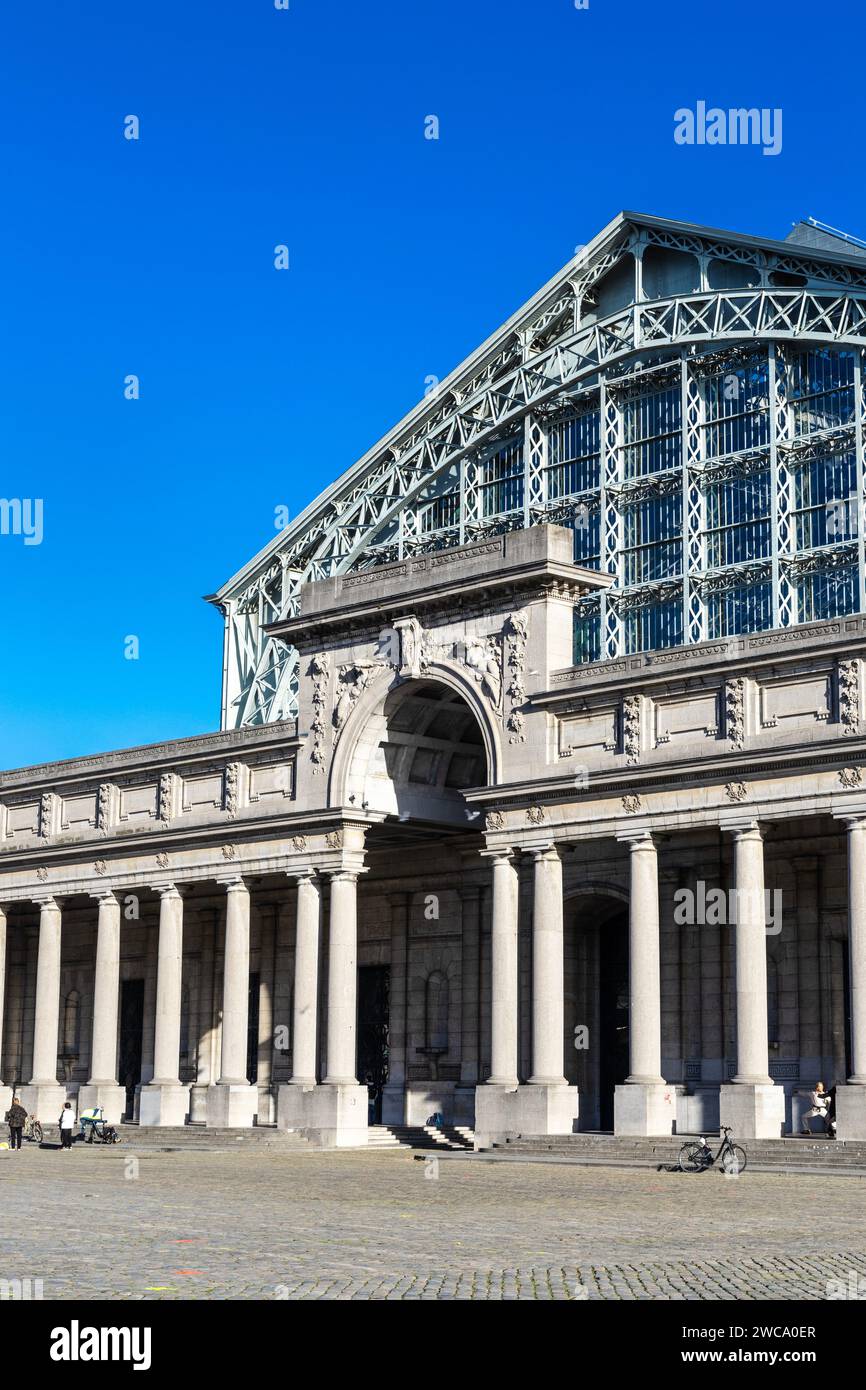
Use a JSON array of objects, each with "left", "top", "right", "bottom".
[
  {"left": 34, "top": 894, "right": 61, "bottom": 911},
  {"left": 216, "top": 874, "right": 248, "bottom": 890},
  {"left": 617, "top": 830, "right": 657, "bottom": 850},
  {"left": 480, "top": 846, "right": 515, "bottom": 863},
  {"left": 327, "top": 869, "right": 359, "bottom": 885},
  {"left": 149, "top": 881, "right": 182, "bottom": 899},
  {"left": 526, "top": 842, "right": 562, "bottom": 862},
  {"left": 842, "top": 815, "right": 866, "bottom": 831},
  {"left": 722, "top": 818, "right": 763, "bottom": 842},
  {"left": 287, "top": 866, "right": 317, "bottom": 884},
  {"left": 89, "top": 889, "right": 120, "bottom": 905}
]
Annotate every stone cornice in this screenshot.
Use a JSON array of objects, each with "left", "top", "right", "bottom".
[
  {"left": 540, "top": 616, "right": 866, "bottom": 703},
  {"left": 0, "top": 721, "right": 300, "bottom": 793}
]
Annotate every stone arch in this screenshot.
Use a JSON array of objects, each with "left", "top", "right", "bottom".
[{"left": 328, "top": 663, "right": 501, "bottom": 824}]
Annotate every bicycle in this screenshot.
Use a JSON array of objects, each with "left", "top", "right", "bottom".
[
  {"left": 82, "top": 1118, "right": 120, "bottom": 1145},
  {"left": 22, "top": 1116, "right": 43, "bottom": 1144},
  {"left": 678, "top": 1125, "right": 747, "bottom": 1175}
]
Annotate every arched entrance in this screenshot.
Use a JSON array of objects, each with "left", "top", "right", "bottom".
[
  {"left": 331, "top": 673, "right": 494, "bottom": 1124},
  {"left": 337, "top": 676, "right": 492, "bottom": 827},
  {"left": 568, "top": 891, "right": 629, "bottom": 1132}
]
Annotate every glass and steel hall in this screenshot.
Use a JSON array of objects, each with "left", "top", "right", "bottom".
[{"left": 211, "top": 211, "right": 866, "bottom": 729}]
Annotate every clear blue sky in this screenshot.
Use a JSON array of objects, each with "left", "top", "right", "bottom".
[{"left": 0, "top": 0, "right": 861, "bottom": 769}]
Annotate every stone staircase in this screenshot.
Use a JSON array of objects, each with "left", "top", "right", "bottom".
[
  {"left": 367, "top": 1124, "right": 475, "bottom": 1151},
  {"left": 489, "top": 1132, "right": 866, "bottom": 1174},
  {"left": 33, "top": 1122, "right": 311, "bottom": 1152}
]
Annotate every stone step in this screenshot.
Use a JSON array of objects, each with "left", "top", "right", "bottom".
[
  {"left": 492, "top": 1133, "right": 866, "bottom": 1172},
  {"left": 32, "top": 1123, "right": 311, "bottom": 1151},
  {"left": 368, "top": 1125, "right": 475, "bottom": 1151}
]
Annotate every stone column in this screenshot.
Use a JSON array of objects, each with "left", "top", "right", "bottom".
[
  {"left": 324, "top": 871, "right": 358, "bottom": 1086},
  {"left": 290, "top": 873, "right": 320, "bottom": 1086},
  {"left": 525, "top": 846, "right": 579, "bottom": 1135},
  {"left": 279, "top": 863, "right": 367, "bottom": 1146},
  {"left": 139, "top": 885, "right": 190, "bottom": 1126},
  {"left": 79, "top": 892, "right": 125, "bottom": 1123},
  {"left": 0, "top": 905, "right": 11, "bottom": 1113},
  {"left": 488, "top": 851, "right": 519, "bottom": 1087},
  {"left": 719, "top": 822, "right": 785, "bottom": 1138},
  {"left": 382, "top": 890, "right": 409, "bottom": 1124},
  {"left": 614, "top": 833, "right": 674, "bottom": 1136},
  {"left": 835, "top": 819, "right": 866, "bottom": 1138},
  {"left": 207, "top": 877, "right": 256, "bottom": 1127},
  {"left": 23, "top": 897, "right": 67, "bottom": 1118},
  {"left": 529, "top": 847, "right": 567, "bottom": 1085}
]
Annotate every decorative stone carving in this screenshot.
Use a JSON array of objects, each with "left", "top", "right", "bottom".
[
  {"left": 155, "top": 852, "right": 170, "bottom": 869},
  {"left": 526, "top": 806, "right": 545, "bottom": 825},
  {"left": 623, "top": 695, "right": 641, "bottom": 766},
  {"left": 839, "top": 659, "right": 861, "bottom": 734},
  {"left": 391, "top": 616, "right": 427, "bottom": 678},
  {"left": 93, "top": 859, "right": 108, "bottom": 876},
  {"left": 622, "top": 794, "right": 641, "bottom": 814},
  {"left": 724, "top": 780, "right": 748, "bottom": 802},
  {"left": 463, "top": 635, "right": 503, "bottom": 711},
  {"left": 486, "top": 810, "right": 505, "bottom": 831},
  {"left": 725, "top": 678, "right": 746, "bottom": 750},
  {"left": 333, "top": 664, "right": 374, "bottom": 733},
  {"left": 292, "top": 834, "right": 307, "bottom": 852},
  {"left": 839, "top": 766, "right": 863, "bottom": 788},
  {"left": 325, "top": 829, "right": 343, "bottom": 850},
  {"left": 39, "top": 791, "right": 54, "bottom": 839},
  {"left": 158, "top": 772, "right": 175, "bottom": 824},
  {"left": 97, "top": 782, "right": 113, "bottom": 832},
  {"left": 36, "top": 866, "right": 48, "bottom": 882},
  {"left": 221, "top": 843, "right": 236, "bottom": 861},
  {"left": 309, "top": 652, "right": 331, "bottom": 773},
  {"left": 224, "top": 762, "right": 241, "bottom": 818},
  {"left": 504, "top": 612, "right": 528, "bottom": 743}
]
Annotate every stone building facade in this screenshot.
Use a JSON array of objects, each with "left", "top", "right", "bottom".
[{"left": 3, "top": 212, "right": 866, "bottom": 1145}]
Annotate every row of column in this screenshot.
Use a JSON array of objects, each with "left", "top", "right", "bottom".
[
  {"left": 487, "top": 820, "right": 866, "bottom": 1111},
  {"left": 0, "top": 864, "right": 364, "bottom": 1124}
]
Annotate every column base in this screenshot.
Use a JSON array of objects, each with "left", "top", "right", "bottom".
[
  {"left": 614, "top": 1082, "right": 676, "bottom": 1136},
  {"left": 138, "top": 1083, "right": 191, "bottom": 1128},
  {"left": 78, "top": 1084, "right": 126, "bottom": 1124},
  {"left": 276, "top": 1082, "right": 368, "bottom": 1148},
  {"left": 719, "top": 1082, "right": 785, "bottom": 1139},
  {"left": 473, "top": 1083, "right": 579, "bottom": 1148},
  {"left": 20, "top": 1083, "right": 68, "bottom": 1123},
  {"left": 206, "top": 1083, "right": 257, "bottom": 1129},
  {"left": 834, "top": 1085, "right": 866, "bottom": 1140}
]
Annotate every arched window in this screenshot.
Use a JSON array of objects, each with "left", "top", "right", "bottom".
[
  {"left": 425, "top": 972, "right": 449, "bottom": 1052},
  {"left": 62, "top": 989, "right": 81, "bottom": 1058}
]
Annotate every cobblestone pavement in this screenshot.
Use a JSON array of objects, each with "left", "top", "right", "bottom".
[{"left": 2, "top": 1145, "right": 865, "bottom": 1300}]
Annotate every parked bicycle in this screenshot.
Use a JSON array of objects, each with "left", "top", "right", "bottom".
[
  {"left": 82, "top": 1117, "right": 120, "bottom": 1145},
  {"left": 678, "top": 1126, "right": 747, "bottom": 1175},
  {"left": 22, "top": 1115, "right": 43, "bottom": 1144}
]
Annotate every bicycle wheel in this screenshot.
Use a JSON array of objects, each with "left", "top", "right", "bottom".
[
  {"left": 678, "top": 1142, "right": 707, "bottom": 1172},
  {"left": 32, "top": 1122, "right": 43, "bottom": 1144},
  {"left": 721, "top": 1144, "right": 747, "bottom": 1175}
]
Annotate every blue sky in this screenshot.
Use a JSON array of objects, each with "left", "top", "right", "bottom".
[{"left": 0, "top": 0, "right": 861, "bottom": 769}]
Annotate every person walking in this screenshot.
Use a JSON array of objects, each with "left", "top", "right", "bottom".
[
  {"left": 801, "top": 1081, "right": 829, "bottom": 1135},
  {"left": 5, "top": 1097, "right": 27, "bottom": 1151},
  {"left": 59, "top": 1101, "right": 75, "bottom": 1151}
]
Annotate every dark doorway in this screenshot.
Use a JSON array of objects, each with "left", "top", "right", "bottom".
[
  {"left": 119, "top": 979, "right": 144, "bottom": 1120},
  {"left": 599, "top": 911, "right": 629, "bottom": 1130},
  {"left": 357, "top": 966, "right": 390, "bottom": 1124},
  {"left": 246, "top": 973, "right": 261, "bottom": 1086}
]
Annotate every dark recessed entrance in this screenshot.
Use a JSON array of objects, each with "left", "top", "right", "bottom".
[
  {"left": 119, "top": 979, "right": 144, "bottom": 1120},
  {"left": 357, "top": 965, "right": 390, "bottom": 1124},
  {"left": 599, "top": 911, "right": 629, "bottom": 1130}
]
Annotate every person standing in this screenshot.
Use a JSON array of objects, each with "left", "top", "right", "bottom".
[
  {"left": 801, "top": 1081, "right": 829, "bottom": 1135},
  {"left": 59, "top": 1101, "right": 75, "bottom": 1151},
  {"left": 5, "top": 1097, "right": 27, "bottom": 1151}
]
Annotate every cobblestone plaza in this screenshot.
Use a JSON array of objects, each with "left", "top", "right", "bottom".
[{"left": 3, "top": 1144, "right": 865, "bottom": 1301}]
